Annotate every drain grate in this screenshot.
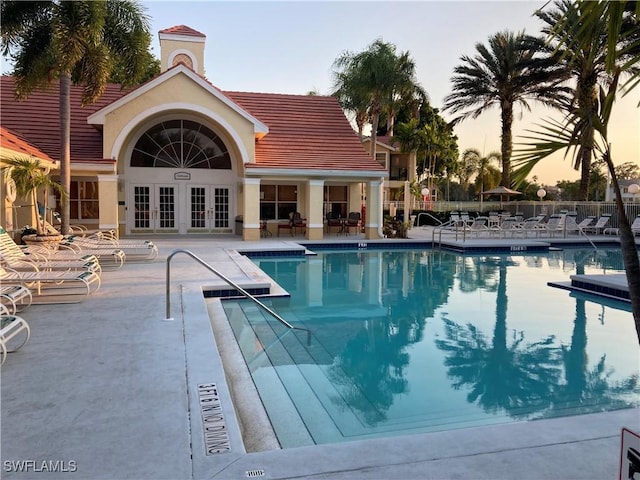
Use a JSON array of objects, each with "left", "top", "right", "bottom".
[{"left": 245, "top": 470, "right": 265, "bottom": 478}]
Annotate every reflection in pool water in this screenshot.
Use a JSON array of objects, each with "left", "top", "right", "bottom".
[{"left": 221, "top": 248, "right": 639, "bottom": 447}]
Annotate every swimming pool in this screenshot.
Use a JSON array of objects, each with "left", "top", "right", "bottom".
[{"left": 221, "top": 248, "right": 639, "bottom": 448}]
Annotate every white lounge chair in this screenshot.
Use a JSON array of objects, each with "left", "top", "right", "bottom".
[
  {"left": 584, "top": 214, "right": 611, "bottom": 235},
  {"left": 0, "top": 227, "right": 101, "bottom": 274},
  {"left": 0, "top": 303, "right": 31, "bottom": 365},
  {"left": 496, "top": 217, "right": 521, "bottom": 237},
  {"left": 0, "top": 265, "right": 100, "bottom": 302},
  {"left": 63, "top": 233, "right": 158, "bottom": 262},
  {"left": 519, "top": 215, "right": 546, "bottom": 237},
  {"left": 468, "top": 216, "right": 490, "bottom": 237},
  {"left": 632, "top": 215, "right": 640, "bottom": 236},
  {"left": 0, "top": 285, "right": 32, "bottom": 314},
  {"left": 540, "top": 214, "right": 565, "bottom": 237}
]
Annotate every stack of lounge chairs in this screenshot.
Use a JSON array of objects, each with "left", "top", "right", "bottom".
[{"left": 0, "top": 224, "right": 158, "bottom": 305}]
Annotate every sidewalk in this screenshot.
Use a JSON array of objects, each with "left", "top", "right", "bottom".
[{"left": 1, "top": 236, "right": 638, "bottom": 479}]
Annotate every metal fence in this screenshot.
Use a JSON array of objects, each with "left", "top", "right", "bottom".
[{"left": 386, "top": 200, "right": 640, "bottom": 229}]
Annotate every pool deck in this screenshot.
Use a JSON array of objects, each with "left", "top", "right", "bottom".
[{"left": 1, "top": 230, "right": 638, "bottom": 479}]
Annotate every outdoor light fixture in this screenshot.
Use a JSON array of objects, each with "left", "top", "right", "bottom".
[
  {"left": 537, "top": 188, "right": 547, "bottom": 200},
  {"left": 421, "top": 187, "right": 429, "bottom": 199},
  {"left": 629, "top": 183, "right": 640, "bottom": 195}
]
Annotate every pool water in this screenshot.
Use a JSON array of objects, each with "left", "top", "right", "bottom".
[{"left": 220, "top": 248, "right": 639, "bottom": 448}]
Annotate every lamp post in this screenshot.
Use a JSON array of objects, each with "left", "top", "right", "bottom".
[
  {"left": 535, "top": 188, "right": 546, "bottom": 217},
  {"left": 629, "top": 183, "right": 639, "bottom": 202},
  {"left": 421, "top": 187, "right": 429, "bottom": 209}
]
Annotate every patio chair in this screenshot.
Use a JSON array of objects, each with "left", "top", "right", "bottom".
[
  {"left": 326, "top": 212, "right": 343, "bottom": 235},
  {"left": 0, "top": 227, "right": 101, "bottom": 274},
  {"left": 487, "top": 212, "right": 501, "bottom": 229},
  {"left": 291, "top": 212, "right": 306, "bottom": 235},
  {"left": 0, "top": 265, "right": 100, "bottom": 301},
  {"left": 583, "top": 213, "right": 612, "bottom": 235},
  {"left": 345, "top": 212, "right": 361, "bottom": 235}
]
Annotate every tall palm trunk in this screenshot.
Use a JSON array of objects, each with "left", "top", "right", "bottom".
[
  {"left": 59, "top": 74, "right": 71, "bottom": 235},
  {"left": 577, "top": 80, "right": 598, "bottom": 200},
  {"left": 369, "top": 107, "right": 381, "bottom": 158},
  {"left": 604, "top": 150, "right": 640, "bottom": 344},
  {"left": 500, "top": 102, "right": 513, "bottom": 187}
]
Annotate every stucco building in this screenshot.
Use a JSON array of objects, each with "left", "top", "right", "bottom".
[{"left": 1, "top": 25, "right": 387, "bottom": 240}]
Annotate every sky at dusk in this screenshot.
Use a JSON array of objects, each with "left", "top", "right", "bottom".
[
  {"left": 142, "top": 0, "right": 638, "bottom": 186},
  {"left": 3, "top": 1, "right": 637, "bottom": 185}
]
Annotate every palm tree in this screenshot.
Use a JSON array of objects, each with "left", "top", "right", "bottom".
[
  {"left": 1, "top": 0, "right": 153, "bottom": 235},
  {"left": 459, "top": 148, "right": 501, "bottom": 199},
  {"left": 512, "top": 1, "right": 640, "bottom": 343},
  {"left": 4, "top": 157, "right": 64, "bottom": 236},
  {"left": 332, "top": 39, "right": 422, "bottom": 157},
  {"left": 443, "top": 30, "right": 569, "bottom": 188},
  {"left": 526, "top": 0, "right": 640, "bottom": 200}
]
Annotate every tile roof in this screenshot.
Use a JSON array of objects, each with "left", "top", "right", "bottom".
[
  {"left": 158, "top": 25, "right": 206, "bottom": 38},
  {"left": 1, "top": 75, "right": 384, "bottom": 175},
  {"left": 225, "top": 92, "right": 384, "bottom": 173},
  {"left": 0, "top": 126, "right": 54, "bottom": 162},
  {"left": 1, "top": 76, "right": 127, "bottom": 163}
]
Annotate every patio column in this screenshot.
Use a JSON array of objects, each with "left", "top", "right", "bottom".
[
  {"left": 365, "top": 178, "right": 384, "bottom": 239},
  {"left": 96, "top": 175, "right": 118, "bottom": 231},
  {"left": 243, "top": 178, "right": 260, "bottom": 241},
  {"left": 305, "top": 179, "right": 324, "bottom": 240}
]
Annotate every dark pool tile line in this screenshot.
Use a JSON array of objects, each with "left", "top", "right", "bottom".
[
  {"left": 571, "top": 280, "right": 630, "bottom": 301},
  {"left": 241, "top": 250, "right": 306, "bottom": 258},
  {"left": 203, "top": 287, "right": 271, "bottom": 298},
  {"left": 441, "top": 244, "right": 550, "bottom": 254},
  {"left": 300, "top": 241, "right": 434, "bottom": 251}
]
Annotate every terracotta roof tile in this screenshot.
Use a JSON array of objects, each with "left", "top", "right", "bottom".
[
  {"left": 158, "top": 25, "right": 206, "bottom": 38},
  {"left": 0, "top": 126, "right": 53, "bottom": 162},
  {"left": 1, "top": 76, "right": 126, "bottom": 163},
  {"left": 1, "top": 75, "right": 385, "bottom": 175},
  {"left": 225, "top": 92, "right": 384, "bottom": 173}
]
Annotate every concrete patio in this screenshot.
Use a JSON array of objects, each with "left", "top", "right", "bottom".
[{"left": 1, "top": 234, "right": 638, "bottom": 479}]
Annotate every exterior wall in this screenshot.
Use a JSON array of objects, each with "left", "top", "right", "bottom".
[
  {"left": 102, "top": 74, "right": 256, "bottom": 165},
  {"left": 98, "top": 73, "right": 258, "bottom": 234},
  {"left": 348, "top": 183, "right": 362, "bottom": 214},
  {"left": 96, "top": 175, "right": 118, "bottom": 230},
  {"left": 160, "top": 38, "right": 205, "bottom": 75}
]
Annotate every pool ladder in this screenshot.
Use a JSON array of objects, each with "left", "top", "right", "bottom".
[{"left": 165, "top": 249, "right": 311, "bottom": 343}]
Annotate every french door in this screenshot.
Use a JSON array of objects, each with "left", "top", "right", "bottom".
[
  {"left": 188, "top": 185, "right": 231, "bottom": 233},
  {"left": 131, "top": 184, "right": 178, "bottom": 233}
]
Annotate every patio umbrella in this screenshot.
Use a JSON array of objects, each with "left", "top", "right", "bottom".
[{"left": 482, "top": 186, "right": 522, "bottom": 208}]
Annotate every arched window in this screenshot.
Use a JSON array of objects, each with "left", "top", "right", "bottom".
[
  {"left": 172, "top": 53, "right": 193, "bottom": 69},
  {"left": 131, "top": 120, "right": 232, "bottom": 169}
]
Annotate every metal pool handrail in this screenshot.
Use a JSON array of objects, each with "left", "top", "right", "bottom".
[{"left": 165, "top": 249, "right": 311, "bottom": 342}]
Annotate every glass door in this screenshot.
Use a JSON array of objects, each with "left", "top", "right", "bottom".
[
  {"left": 131, "top": 184, "right": 177, "bottom": 233},
  {"left": 188, "top": 186, "right": 231, "bottom": 233}
]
